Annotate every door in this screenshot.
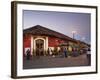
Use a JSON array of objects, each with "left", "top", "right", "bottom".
[{"left": 36, "top": 39, "right": 44, "bottom": 56}]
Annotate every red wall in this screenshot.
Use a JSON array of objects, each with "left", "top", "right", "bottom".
[
  {"left": 23, "top": 34, "right": 31, "bottom": 56},
  {"left": 48, "top": 37, "right": 65, "bottom": 47},
  {"left": 23, "top": 35, "right": 67, "bottom": 56}
]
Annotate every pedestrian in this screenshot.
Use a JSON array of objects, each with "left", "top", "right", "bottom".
[
  {"left": 80, "top": 49, "right": 83, "bottom": 55},
  {"left": 72, "top": 48, "right": 75, "bottom": 57},
  {"left": 40, "top": 48, "right": 43, "bottom": 56},
  {"left": 64, "top": 48, "right": 68, "bottom": 58},
  {"left": 74, "top": 48, "right": 78, "bottom": 57},
  {"left": 87, "top": 48, "right": 91, "bottom": 65},
  {"left": 47, "top": 48, "right": 50, "bottom": 56},
  {"left": 49, "top": 48, "right": 52, "bottom": 56},
  {"left": 26, "top": 49, "right": 30, "bottom": 60}
]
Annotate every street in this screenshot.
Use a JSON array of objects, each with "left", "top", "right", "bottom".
[{"left": 23, "top": 54, "right": 90, "bottom": 69}]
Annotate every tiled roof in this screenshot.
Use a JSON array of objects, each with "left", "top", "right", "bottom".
[{"left": 23, "top": 25, "right": 77, "bottom": 42}]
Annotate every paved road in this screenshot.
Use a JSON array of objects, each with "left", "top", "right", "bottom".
[{"left": 23, "top": 54, "right": 90, "bottom": 69}]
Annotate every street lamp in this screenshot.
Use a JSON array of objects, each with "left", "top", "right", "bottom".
[{"left": 72, "top": 31, "right": 77, "bottom": 39}]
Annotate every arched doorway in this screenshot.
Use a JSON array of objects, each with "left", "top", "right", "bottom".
[{"left": 35, "top": 39, "right": 44, "bottom": 56}]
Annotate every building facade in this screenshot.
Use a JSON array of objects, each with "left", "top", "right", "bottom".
[{"left": 23, "top": 25, "right": 89, "bottom": 56}]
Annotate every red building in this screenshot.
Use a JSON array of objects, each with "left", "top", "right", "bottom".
[{"left": 23, "top": 25, "right": 88, "bottom": 56}]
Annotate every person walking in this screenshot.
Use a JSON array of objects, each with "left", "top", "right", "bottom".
[
  {"left": 26, "top": 49, "right": 30, "bottom": 60},
  {"left": 49, "top": 48, "right": 52, "bottom": 56},
  {"left": 87, "top": 48, "right": 91, "bottom": 65},
  {"left": 64, "top": 48, "right": 68, "bottom": 58}
]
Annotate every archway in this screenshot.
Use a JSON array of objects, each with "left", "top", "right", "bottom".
[{"left": 35, "top": 39, "right": 44, "bottom": 56}]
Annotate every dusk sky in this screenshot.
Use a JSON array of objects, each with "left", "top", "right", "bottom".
[{"left": 23, "top": 10, "right": 91, "bottom": 44}]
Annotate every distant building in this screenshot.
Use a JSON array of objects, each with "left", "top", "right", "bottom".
[{"left": 23, "top": 25, "right": 90, "bottom": 56}]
